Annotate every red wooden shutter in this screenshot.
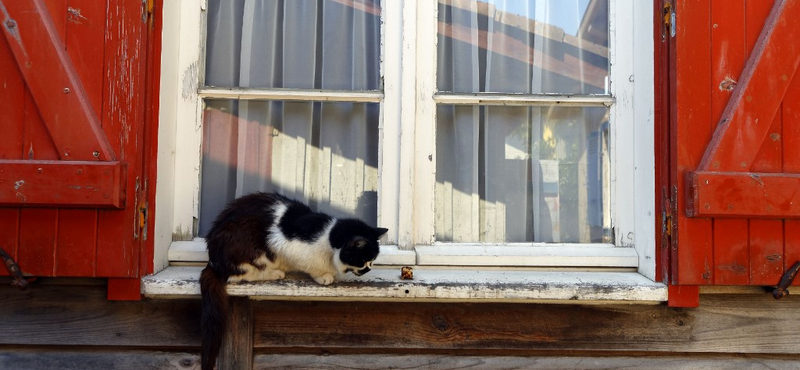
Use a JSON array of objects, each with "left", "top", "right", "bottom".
[
  {"left": 0, "top": 0, "right": 153, "bottom": 299},
  {"left": 670, "top": 0, "right": 800, "bottom": 306}
]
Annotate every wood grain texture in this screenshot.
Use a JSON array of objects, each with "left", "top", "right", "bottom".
[
  {"left": 1, "top": 0, "right": 115, "bottom": 161},
  {"left": 3, "top": 351, "right": 800, "bottom": 370},
  {"left": 253, "top": 354, "right": 800, "bottom": 370},
  {"left": 219, "top": 297, "right": 254, "bottom": 370},
  {"left": 0, "top": 285, "right": 200, "bottom": 347},
  {"left": 672, "top": 0, "right": 713, "bottom": 285},
  {"left": 252, "top": 294, "right": 800, "bottom": 354},
  {"left": 95, "top": 0, "right": 149, "bottom": 279},
  {"left": 6, "top": 285, "right": 800, "bottom": 356},
  {"left": 0, "top": 350, "right": 201, "bottom": 370},
  {"left": 709, "top": 0, "right": 748, "bottom": 286}
]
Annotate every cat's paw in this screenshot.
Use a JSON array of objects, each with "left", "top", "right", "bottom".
[
  {"left": 263, "top": 269, "right": 285, "bottom": 281},
  {"left": 313, "top": 273, "right": 335, "bottom": 285}
]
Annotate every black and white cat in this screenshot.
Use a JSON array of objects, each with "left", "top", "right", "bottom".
[{"left": 200, "top": 192, "right": 387, "bottom": 370}]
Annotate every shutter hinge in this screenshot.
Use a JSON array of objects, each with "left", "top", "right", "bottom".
[
  {"left": 142, "top": 0, "right": 155, "bottom": 24},
  {"left": 663, "top": 1, "right": 676, "bottom": 38},
  {"left": 662, "top": 185, "right": 677, "bottom": 240}
]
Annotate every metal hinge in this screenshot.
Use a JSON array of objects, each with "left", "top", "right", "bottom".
[
  {"left": 662, "top": 185, "right": 676, "bottom": 240},
  {"left": 138, "top": 201, "right": 148, "bottom": 240},
  {"left": 663, "top": 1, "right": 675, "bottom": 38},
  {"left": 142, "top": 0, "right": 155, "bottom": 24}
]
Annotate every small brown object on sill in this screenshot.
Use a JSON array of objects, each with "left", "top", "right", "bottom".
[{"left": 400, "top": 266, "right": 413, "bottom": 280}]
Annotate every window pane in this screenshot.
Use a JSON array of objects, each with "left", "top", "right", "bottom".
[
  {"left": 437, "top": 0, "right": 608, "bottom": 94},
  {"left": 205, "top": 0, "right": 381, "bottom": 90},
  {"left": 435, "top": 105, "right": 610, "bottom": 243},
  {"left": 199, "top": 100, "right": 379, "bottom": 236}
]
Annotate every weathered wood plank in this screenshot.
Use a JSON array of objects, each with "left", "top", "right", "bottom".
[
  {"left": 5, "top": 285, "right": 800, "bottom": 356},
  {"left": 0, "top": 350, "right": 200, "bottom": 370},
  {"left": 0, "top": 285, "right": 200, "bottom": 347},
  {"left": 219, "top": 297, "right": 253, "bottom": 370},
  {"left": 252, "top": 294, "right": 800, "bottom": 354},
  {"left": 3, "top": 351, "right": 800, "bottom": 370},
  {"left": 253, "top": 354, "right": 800, "bottom": 370}
]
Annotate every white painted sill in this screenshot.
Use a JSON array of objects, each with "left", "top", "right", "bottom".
[
  {"left": 145, "top": 241, "right": 666, "bottom": 303},
  {"left": 143, "top": 266, "right": 665, "bottom": 303}
]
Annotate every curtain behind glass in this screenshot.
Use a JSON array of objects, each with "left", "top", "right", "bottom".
[
  {"left": 200, "top": 0, "right": 381, "bottom": 236},
  {"left": 435, "top": 0, "right": 611, "bottom": 243}
]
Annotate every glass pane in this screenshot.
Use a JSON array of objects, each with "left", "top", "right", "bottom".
[
  {"left": 438, "top": 0, "right": 609, "bottom": 94},
  {"left": 199, "top": 100, "right": 379, "bottom": 236},
  {"left": 435, "top": 105, "right": 610, "bottom": 243},
  {"left": 205, "top": 0, "right": 381, "bottom": 90}
]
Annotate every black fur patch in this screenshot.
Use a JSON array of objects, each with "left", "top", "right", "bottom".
[{"left": 277, "top": 198, "right": 334, "bottom": 243}]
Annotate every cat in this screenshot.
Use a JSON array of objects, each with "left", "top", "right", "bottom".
[{"left": 200, "top": 192, "right": 387, "bottom": 370}]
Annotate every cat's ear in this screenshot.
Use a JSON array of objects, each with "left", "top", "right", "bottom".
[
  {"left": 375, "top": 227, "right": 389, "bottom": 237},
  {"left": 350, "top": 236, "right": 368, "bottom": 249}
]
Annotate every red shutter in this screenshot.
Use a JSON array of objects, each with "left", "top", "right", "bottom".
[
  {"left": 670, "top": 0, "right": 800, "bottom": 306},
  {"left": 0, "top": 0, "right": 154, "bottom": 300}
]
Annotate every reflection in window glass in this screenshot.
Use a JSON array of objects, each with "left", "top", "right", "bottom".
[
  {"left": 437, "top": 0, "right": 609, "bottom": 94},
  {"left": 435, "top": 105, "right": 610, "bottom": 243},
  {"left": 199, "top": 100, "right": 379, "bottom": 236},
  {"left": 205, "top": 0, "right": 381, "bottom": 90}
]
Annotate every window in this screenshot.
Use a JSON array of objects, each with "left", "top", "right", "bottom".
[{"left": 156, "top": 0, "right": 656, "bottom": 282}]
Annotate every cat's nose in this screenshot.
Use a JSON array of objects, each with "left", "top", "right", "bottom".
[{"left": 355, "top": 267, "right": 371, "bottom": 276}]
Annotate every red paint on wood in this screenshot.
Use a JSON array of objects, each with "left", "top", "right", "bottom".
[
  {"left": 708, "top": 0, "right": 748, "bottom": 286},
  {"left": 687, "top": 171, "right": 800, "bottom": 218},
  {"left": 699, "top": 0, "right": 800, "bottom": 172},
  {"left": 713, "top": 220, "right": 749, "bottom": 285},
  {"left": 0, "top": 209, "right": 20, "bottom": 276},
  {"left": 65, "top": 0, "right": 107, "bottom": 119},
  {"left": 671, "top": 0, "right": 713, "bottom": 285},
  {"left": 749, "top": 219, "right": 784, "bottom": 285},
  {"left": 784, "top": 63, "right": 800, "bottom": 284},
  {"left": 0, "top": 160, "right": 126, "bottom": 208},
  {"left": 140, "top": 0, "right": 165, "bottom": 277},
  {"left": 96, "top": 0, "right": 148, "bottom": 278},
  {"left": 22, "top": 90, "right": 59, "bottom": 160},
  {"left": 0, "top": 34, "right": 25, "bottom": 160},
  {"left": 746, "top": 0, "right": 785, "bottom": 288},
  {"left": 653, "top": 0, "right": 670, "bottom": 283},
  {"left": 107, "top": 277, "right": 141, "bottom": 301},
  {"left": 667, "top": 284, "right": 699, "bottom": 308},
  {"left": 56, "top": 209, "right": 97, "bottom": 276},
  {"left": 1, "top": 0, "right": 115, "bottom": 161},
  {"left": 17, "top": 208, "right": 57, "bottom": 276}
]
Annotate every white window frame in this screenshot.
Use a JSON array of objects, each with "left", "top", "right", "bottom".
[{"left": 154, "top": 0, "right": 656, "bottom": 281}]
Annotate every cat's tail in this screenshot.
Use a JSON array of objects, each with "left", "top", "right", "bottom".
[{"left": 200, "top": 264, "right": 228, "bottom": 370}]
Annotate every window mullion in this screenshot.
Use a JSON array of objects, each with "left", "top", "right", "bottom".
[{"left": 412, "top": 0, "right": 438, "bottom": 247}]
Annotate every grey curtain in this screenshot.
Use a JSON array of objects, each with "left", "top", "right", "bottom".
[{"left": 199, "top": 0, "right": 381, "bottom": 236}]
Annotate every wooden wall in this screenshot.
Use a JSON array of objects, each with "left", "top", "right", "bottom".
[{"left": 3, "top": 283, "right": 800, "bottom": 369}]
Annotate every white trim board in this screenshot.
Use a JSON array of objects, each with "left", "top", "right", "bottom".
[
  {"left": 167, "top": 242, "right": 637, "bottom": 268},
  {"left": 168, "top": 241, "right": 416, "bottom": 266},
  {"left": 142, "top": 266, "right": 667, "bottom": 303}
]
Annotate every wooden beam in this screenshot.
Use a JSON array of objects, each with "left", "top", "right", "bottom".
[
  {"left": 686, "top": 171, "right": 800, "bottom": 218},
  {"left": 6, "top": 285, "right": 800, "bottom": 355},
  {"left": 699, "top": 0, "right": 800, "bottom": 172},
  {"left": 0, "top": 0, "right": 115, "bottom": 161},
  {"left": 0, "top": 160, "right": 126, "bottom": 208},
  {"left": 219, "top": 297, "right": 253, "bottom": 370}
]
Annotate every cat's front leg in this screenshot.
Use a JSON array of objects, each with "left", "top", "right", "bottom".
[
  {"left": 259, "top": 269, "right": 285, "bottom": 281},
  {"left": 312, "top": 273, "right": 335, "bottom": 285}
]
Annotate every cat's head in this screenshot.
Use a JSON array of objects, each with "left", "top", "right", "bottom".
[{"left": 330, "top": 219, "right": 388, "bottom": 276}]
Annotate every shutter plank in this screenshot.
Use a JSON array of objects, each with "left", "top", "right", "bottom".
[
  {"left": 710, "top": 0, "right": 748, "bottom": 285},
  {"left": 673, "top": 0, "right": 714, "bottom": 285},
  {"left": 746, "top": 0, "right": 784, "bottom": 287},
  {"left": 784, "top": 66, "right": 800, "bottom": 279},
  {"left": 1, "top": 0, "right": 115, "bottom": 161}
]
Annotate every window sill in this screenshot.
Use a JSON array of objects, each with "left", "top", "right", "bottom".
[{"left": 142, "top": 266, "right": 666, "bottom": 303}]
